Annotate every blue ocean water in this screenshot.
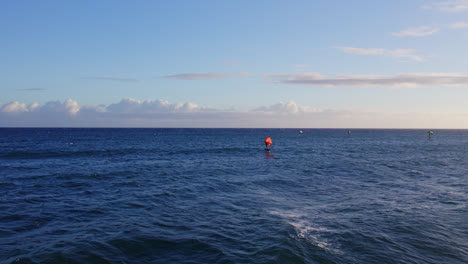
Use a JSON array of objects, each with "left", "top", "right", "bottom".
[{"left": 0, "top": 128, "right": 467, "bottom": 264}]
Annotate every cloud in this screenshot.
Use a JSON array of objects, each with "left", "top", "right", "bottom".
[
  {"left": 449, "top": 21, "right": 468, "bottom": 28},
  {"left": 335, "top": 47, "right": 386, "bottom": 55},
  {"left": 335, "top": 47, "right": 423, "bottom": 61},
  {"left": 2, "top": 100, "right": 80, "bottom": 115},
  {"left": 163, "top": 73, "right": 230, "bottom": 80},
  {"left": 36, "top": 99, "right": 81, "bottom": 115},
  {"left": 391, "top": 26, "right": 440, "bottom": 37},
  {"left": 82, "top": 77, "right": 138, "bottom": 82},
  {"left": 1, "top": 99, "right": 468, "bottom": 128},
  {"left": 253, "top": 101, "right": 322, "bottom": 114},
  {"left": 106, "top": 98, "right": 211, "bottom": 113},
  {"left": 1, "top": 101, "right": 30, "bottom": 113},
  {"left": 0, "top": 98, "right": 220, "bottom": 127},
  {"left": 423, "top": 0, "right": 468, "bottom": 12},
  {"left": 263, "top": 72, "right": 468, "bottom": 87},
  {"left": 29, "top": 102, "right": 40, "bottom": 111},
  {"left": 162, "top": 72, "right": 249, "bottom": 80}
]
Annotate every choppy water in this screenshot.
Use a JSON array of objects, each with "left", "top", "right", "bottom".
[{"left": 1, "top": 128, "right": 467, "bottom": 264}]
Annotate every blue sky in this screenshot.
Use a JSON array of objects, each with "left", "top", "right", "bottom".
[{"left": 1, "top": 0, "right": 468, "bottom": 128}]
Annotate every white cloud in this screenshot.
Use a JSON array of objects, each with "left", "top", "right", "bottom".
[
  {"left": 1, "top": 99, "right": 467, "bottom": 128},
  {"left": 175, "top": 102, "right": 200, "bottom": 112},
  {"left": 424, "top": 0, "right": 468, "bottom": 12},
  {"left": 335, "top": 47, "right": 423, "bottom": 61},
  {"left": 263, "top": 72, "right": 468, "bottom": 87},
  {"left": 106, "top": 98, "right": 210, "bottom": 113},
  {"left": 1, "top": 101, "right": 29, "bottom": 113},
  {"left": 392, "top": 26, "right": 440, "bottom": 37},
  {"left": 449, "top": 21, "right": 468, "bottom": 28},
  {"left": 65, "top": 99, "right": 80, "bottom": 115},
  {"left": 29, "top": 102, "right": 40, "bottom": 111},
  {"left": 39, "top": 100, "right": 81, "bottom": 115},
  {"left": 163, "top": 73, "right": 230, "bottom": 80},
  {"left": 106, "top": 98, "right": 141, "bottom": 113}
]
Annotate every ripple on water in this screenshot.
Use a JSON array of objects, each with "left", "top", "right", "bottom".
[{"left": 1, "top": 128, "right": 467, "bottom": 264}]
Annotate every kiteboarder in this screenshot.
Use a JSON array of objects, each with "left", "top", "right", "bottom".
[{"left": 264, "top": 136, "right": 272, "bottom": 151}]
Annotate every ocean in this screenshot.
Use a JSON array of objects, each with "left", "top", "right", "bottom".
[{"left": 1, "top": 128, "right": 467, "bottom": 264}]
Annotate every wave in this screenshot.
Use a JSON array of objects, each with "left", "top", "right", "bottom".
[{"left": 269, "top": 210, "right": 343, "bottom": 255}]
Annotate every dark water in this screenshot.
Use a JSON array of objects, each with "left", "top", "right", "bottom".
[{"left": 1, "top": 128, "right": 467, "bottom": 264}]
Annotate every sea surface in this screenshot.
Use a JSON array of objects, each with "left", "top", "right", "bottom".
[{"left": 1, "top": 128, "right": 467, "bottom": 264}]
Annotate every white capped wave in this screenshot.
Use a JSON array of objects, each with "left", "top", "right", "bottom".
[{"left": 269, "top": 210, "right": 342, "bottom": 254}]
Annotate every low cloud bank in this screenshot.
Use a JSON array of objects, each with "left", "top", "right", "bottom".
[
  {"left": 1, "top": 99, "right": 79, "bottom": 115},
  {"left": 1, "top": 99, "right": 467, "bottom": 128},
  {"left": 106, "top": 98, "right": 211, "bottom": 113}
]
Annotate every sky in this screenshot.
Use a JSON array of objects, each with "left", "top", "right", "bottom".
[{"left": 1, "top": 0, "right": 468, "bottom": 128}]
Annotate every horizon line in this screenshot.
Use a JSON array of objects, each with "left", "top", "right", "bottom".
[{"left": 0, "top": 127, "right": 461, "bottom": 130}]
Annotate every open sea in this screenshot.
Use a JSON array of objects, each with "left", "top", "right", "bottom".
[{"left": 1, "top": 128, "right": 467, "bottom": 264}]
